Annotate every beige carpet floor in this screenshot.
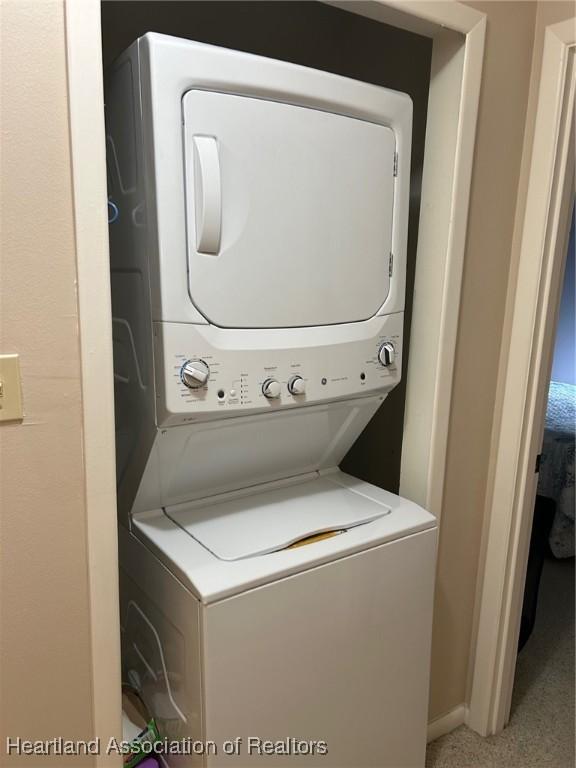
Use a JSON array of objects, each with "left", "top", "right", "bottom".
[{"left": 426, "top": 556, "right": 575, "bottom": 768}]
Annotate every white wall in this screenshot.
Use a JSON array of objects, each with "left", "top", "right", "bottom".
[{"left": 0, "top": 2, "right": 120, "bottom": 764}]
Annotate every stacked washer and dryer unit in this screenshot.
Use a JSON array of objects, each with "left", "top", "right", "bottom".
[{"left": 107, "top": 33, "right": 437, "bottom": 768}]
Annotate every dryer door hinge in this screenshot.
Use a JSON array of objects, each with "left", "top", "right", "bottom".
[
  {"left": 393, "top": 152, "right": 398, "bottom": 177},
  {"left": 389, "top": 253, "right": 394, "bottom": 278}
]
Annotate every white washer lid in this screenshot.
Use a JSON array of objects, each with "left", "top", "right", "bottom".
[{"left": 164, "top": 475, "right": 390, "bottom": 561}]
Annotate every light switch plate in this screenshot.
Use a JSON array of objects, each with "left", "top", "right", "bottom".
[{"left": 0, "top": 354, "right": 23, "bottom": 422}]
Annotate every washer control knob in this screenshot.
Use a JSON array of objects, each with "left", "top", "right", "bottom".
[
  {"left": 378, "top": 342, "right": 396, "bottom": 367},
  {"left": 181, "top": 359, "right": 210, "bottom": 389},
  {"left": 288, "top": 375, "right": 306, "bottom": 396},
  {"left": 262, "top": 378, "right": 281, "bottom": 399}
]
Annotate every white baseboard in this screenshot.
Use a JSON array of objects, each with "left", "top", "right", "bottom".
[{"left": 427, "top": 704, "right": 468, "bottom": 743}]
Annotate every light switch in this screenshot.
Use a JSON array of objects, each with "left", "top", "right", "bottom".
[{"left": 0, "top": 354, "right": 23, "bottom": 422}]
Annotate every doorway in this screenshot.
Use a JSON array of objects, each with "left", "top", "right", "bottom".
[
  {"left": 469, "top": 21, "right": 575, "bottom": 739},
  {"left": 64, "top": 0, "right": 486, "bottom": 752},
  {"left": 509, "top": 204, "right": 575, "bottom": 762}
]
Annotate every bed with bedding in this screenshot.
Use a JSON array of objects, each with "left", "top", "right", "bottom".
[{"left": 537, "top": 380, "right": 575, "bottom": 558}]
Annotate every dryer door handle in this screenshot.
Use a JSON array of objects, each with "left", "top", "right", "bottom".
[{"left": 192, "top": 135, "right": 221, "bottom": 254}]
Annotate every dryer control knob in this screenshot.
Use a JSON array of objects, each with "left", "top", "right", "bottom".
[
  {"left": 378, "top": 342, "right": 396, "bottom": 367},
  {"left": 288, "top": 375, "right": 306, "bottom": 396},
  {"left": 262, "top": 378, "right": 281, "bottom": 399},
  {"left": 181, "top": 359, "right": 210, "bottom": 388}
]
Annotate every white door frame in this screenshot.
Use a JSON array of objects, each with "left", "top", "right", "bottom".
[
  {"left": 331, "top": 1, "right": 487, "bottom": 518},
  {"left": 64, "top": 0, "right": 485, "bottom": 754},
  {"left": 468, "top": 18, "right": 576, "bottom": 737},
  {"left": 65, "top": 0, "right": 122, "bottom": 760}
]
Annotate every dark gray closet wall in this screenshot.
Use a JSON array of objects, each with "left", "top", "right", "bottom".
[{"left": 101, "top": 1, "right": 432, "bottom": 494}]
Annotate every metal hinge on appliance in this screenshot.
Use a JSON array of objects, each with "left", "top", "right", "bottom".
[
  {"left": 389, "top": 253, "right": 394, "bottom": 277},
  {"left": 393, "top": 152, "right": 398, "bottom": 177}
]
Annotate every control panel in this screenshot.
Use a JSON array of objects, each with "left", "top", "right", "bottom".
[{"left": 154, "top": 313, "right": 403, "bottom": 426}]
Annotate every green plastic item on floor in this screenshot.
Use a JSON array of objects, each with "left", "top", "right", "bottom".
[{"left": 123, "top": 719, "right": 161, "bottom": 768}]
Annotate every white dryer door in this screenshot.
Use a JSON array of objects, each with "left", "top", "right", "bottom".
[{"left": 183, "top": 90, "right": 396, "bottom": 329}]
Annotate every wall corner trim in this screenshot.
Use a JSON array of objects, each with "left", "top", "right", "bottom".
[{"left": 427, "top": 704, "right": 469, "bottom": 743}]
